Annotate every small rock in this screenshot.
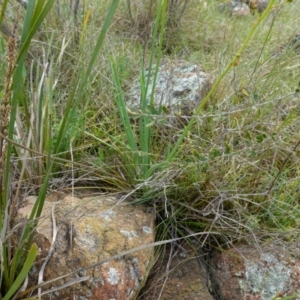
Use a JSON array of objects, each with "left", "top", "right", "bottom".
[
  {"left": 246, "top": 0, "right": 269, "bottom": 13},
  {"left": 127, "top": 59, "right": 212, "bottom": 117},
  {"left": 232, "top": 3, "right": 251, "bottom": 16},
  {"left": 209, "top": 243, "right": 300, "bottom": 300},
  {"left": 256, "top": 0, "right": 269, "bottom": 13}
]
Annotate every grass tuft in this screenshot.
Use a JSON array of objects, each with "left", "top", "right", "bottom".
[{"left": 1, "top": 0, "right": 300, "bottom": 297}]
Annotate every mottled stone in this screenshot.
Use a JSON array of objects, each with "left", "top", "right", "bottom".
[
  {"left": 127, "top": 59, "right": 212, "bottom": 117},
  {"left": 209, "top": 243, "right": 300, "bottom": 300},
  {"left": 17, "top": 195, "right": 156, "bottom": 300},
  {"left": 246, "top": 0, "right": 269, "bottom": 13},
  {"left": 232, "top": 3, "right": 251, "bottom": 16}
]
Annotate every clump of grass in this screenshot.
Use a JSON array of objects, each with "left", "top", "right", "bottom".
[
  {"left": 100, "top": 0, "right": 300, "bottom": 246},
  {"left": 74, "top": 0, "right": 300, "bottom": 251},
  {"left": 0, "top": 0, "right": 120, "bottom": 298},
  {"left": 113, "top": 0, "right": 189, "bottom": 53},
  {"left": 0, "top": 1, "right": 57, "bottom": 297},
  {"left": 1, "top": 0, "right": 300, "bottom": 297}
]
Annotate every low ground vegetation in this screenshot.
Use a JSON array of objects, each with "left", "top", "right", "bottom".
[{"left": 1, "top": 0, "right": 300, "bottom": 298}]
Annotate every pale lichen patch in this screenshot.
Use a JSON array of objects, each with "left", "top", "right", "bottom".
[
  {"left": 239, "top": 253, "right": 291, "bottom": 300},
  {"left": 142, "top": 226, "right": 152, "bottom": 234},
  {"left": 120, "top": 229, "right": 138, "bottom": 239},
  {"left": 107, "top": 268, "right": 120, "bottom": 285},
  {"left": 101, "top": 209, "right": 116, "bottom": 221}
]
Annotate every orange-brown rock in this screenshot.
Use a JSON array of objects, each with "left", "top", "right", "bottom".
[{"left": 17, "top": 194, "right": 156, "bottom": 300}]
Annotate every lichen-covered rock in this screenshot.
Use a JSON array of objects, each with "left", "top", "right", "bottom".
[
  {"left": 218, "top": 0, "right": 268, "bottom": 15},
  {"left": 127, "top": 59, "right": 212, "bottom": 116},
  {"left": 17, "top": 194, "right": 156, "bottom": 300},
  {"left": 232, "top": 3, "right": 251, "bottom": 16},
  {"left": 209, "top": 243, "right": 300, "bottom": 300},
  {"left": 246, "top": 0, "right": 269, "bottom": 13}
]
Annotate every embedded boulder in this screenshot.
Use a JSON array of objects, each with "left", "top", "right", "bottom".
[
  {"left": 17, "top": 194, "right": 156, "bottom": 300},
  {"left": 127, "top": 59, "right": 212, "bottom": 117},
  {"left": 209, "top": 243, "right": 300, "bottom": 300}
]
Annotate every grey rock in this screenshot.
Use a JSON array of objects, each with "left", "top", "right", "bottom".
[
  {"left": 209, "top": 243, "right": 300, "bottom": 300},
  {"left": 232, "top": 3, "right": 251, "bottom": 16},
  {"left": 127, "top": 59, "right": 212, "bottom": 117}
]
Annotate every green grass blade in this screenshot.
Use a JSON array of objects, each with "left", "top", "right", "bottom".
[
  {"left": 271, "top": 296, "right": 300, "bottom": 300},
  {"left": 9, "top": 156, "right": 54, "bottom": 283},
  {"left": 53, "top": 0, "right": 120, "bottom": 154},
  {"left": 0, "top": 0, "right": 9, "bottom": 28},
  {"left": 2, "top": 243, "right": 39, "bottom": 300},
  {"left": 138, "top": 0, "right": 168, "bottom": 178},
  {"left": 147, "top": 0, "right": 167, "bottom": 99},
  {"left": 3, "top": 0, "right": 56, "bottom": 208},
  {"left": 81, "top": 0, "right": 120, "bottom": 92},
  {"left": 2, "top": 0, "right": 56, "bottom": 290},
  {"left": 85, "top": 130, "right": 137, "bottom": 181},
  {"left": 18, "top": 0, "right": 56, "bottom": 61},
  {"left": 19, "top": 0, "right": 36, "bottom": 45},
  {"left": 110, "top": 57, "right": 138, "bottom": 158}
]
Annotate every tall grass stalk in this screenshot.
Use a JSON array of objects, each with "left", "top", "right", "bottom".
[
  {"left": 109, "top": 0, "right": 168, "bottom": 183},
  {"left": 0, "top": 0, "right": 119, "bottom": 298},
  {"left": 108, "top": 0, "right": 277, "bottom": 186},
  {"left": 167, "top": 0, "right": 276, "bottom": 161},
  {"left": 0, "top": 1, "right": 57, "bottom": 297}
]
